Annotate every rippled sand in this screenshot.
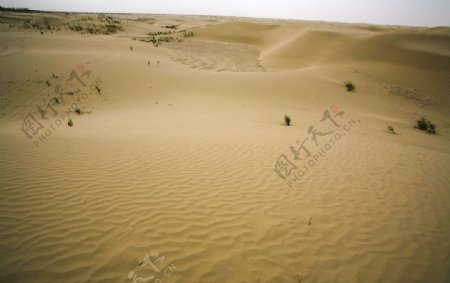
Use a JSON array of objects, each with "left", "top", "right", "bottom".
[{"left": 0, "top": 12, "right": 449, "bottom": 283}]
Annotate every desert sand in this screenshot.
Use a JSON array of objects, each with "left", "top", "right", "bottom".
[{"left": 0, "top": 11, "right": 449, "bottom": 283}]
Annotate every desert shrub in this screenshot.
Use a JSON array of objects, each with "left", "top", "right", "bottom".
[
  {"left": 67, "top": 119, "right": 73, "bottom": 127},
  {"left": 69, "top": 24, "right": 83, "bottom": 32},
  {"left": 158, "top": 36, "right": 174, "bottom": 42},
  {"left": 416, "top": 117, "right": 436, "bottom": 134},
  {"left": 387, "top": 126, "right": 396, "bottom": 134},
  {"left": 67, "top": 15, "right": 124, "bottom": 35},
  {"left": 105, "top": 24, "right": 123, "bottom": 33},
  {"left": 75, "top": 108, "right": 81, "bottom": 115},
  {"left": 429, "top": 123, "right": 436, "bottom": 134},
  {"left": 162, "top": 25, "right": 178, "bottom": 29},
  {"left": 148, "top": 31, "right": 173, "bottom": 36},
  {"left": 344, "top": 81, "right": 355, "bottom": 92},
  {"left": 284, "top": 115, "right": 291, "bottom": 126},
  {"left": 85, "top": 26, "right": 96, "bottom": 34}
]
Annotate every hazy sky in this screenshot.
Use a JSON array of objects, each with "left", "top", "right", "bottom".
[{"left": 1, "top": 0, "right": 449, "bottom": 27}]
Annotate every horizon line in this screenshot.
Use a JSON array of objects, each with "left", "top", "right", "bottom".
[{"left": 1, "top": 5, "right": 449, "bottom": 28}]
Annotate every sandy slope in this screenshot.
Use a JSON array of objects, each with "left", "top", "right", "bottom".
[{"left": 0, "top": 12, "right": 449, "bottom": 283}]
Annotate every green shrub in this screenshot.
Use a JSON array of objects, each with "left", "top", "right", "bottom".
[
  {"left": 416, "top": 117, "right": 436, "bottom": 134},
  {"left": 162, "top": 25, "right": 178, "bottom": 29},
  {"left": 67, "top": 17, "right": 124, "bottom": 35},
  {"left": 429, "top": 123, "right": 436, "bottom": 134},
  {"left": 387, "top": 126, "right": 396, "bottom": 134},
  {"left": 69, "top": 24, "right": 83, "bottom": 32},
  {"left": 105, "top": 24, "right": 123, "bottom": 33},
  {"left": 148, "top": 31, "right": 173, "bottom": 36},
  {"left": 68, "top": 119, "right": 73, "bottom": 127},
  {"left": 184, "top": 31, "right": 194, "bottom": 37},
  {"left": 284, "top": 115, "right": 291, "bottom": 126},
  {"left": 344, "top": 81, "right": 355, "bottom": 92},
  {"left": 85, "top": 26, "right": 96, "bottom": 34}
]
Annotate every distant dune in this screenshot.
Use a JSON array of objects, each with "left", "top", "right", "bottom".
[{"left": 0, "top": 11, "right": 449, "bottom": 283}]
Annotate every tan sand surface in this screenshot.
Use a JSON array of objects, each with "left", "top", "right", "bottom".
[{"left": 0, "top": 12, "right": 449, "bottom": 283}]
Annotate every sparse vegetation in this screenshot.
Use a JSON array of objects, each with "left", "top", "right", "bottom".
[
  {"left": 284, "top": 115, "right": 291, "bottom": 126},
  {"left": 139, "top": 29, "right": 194, "bottom": 46},
  {"left": 68, "top": 24, "right": 83, "bottom": 32},
  {"left": 387, "top": 126, "right": 396, "bottom": 134},
  {"left": 67, "top": 14, "right": 124, "bottom": 35},
  {"left": 184, "top": 31, "right": 194, "bottom": 38},
  {"left": 75, "top": 108, "right": 82, "bottom": 115},
  {"left": 67, "top": 119, "right": 73, "bottom": 127},
  {"left": 104, "top": 23, "right": 123, "bottom": 33},
  {"left": 344, "top": 81, "right": 355, "bottom": 92},
  {"left": 0, "top": 5, "right": 37, "bottom": 13},
  {"left": 148, "top": 31, "right": 176, "bottom": 36},
  {"left": 24, "top": 19, "right": 54, "bottom": 32},
  {"left": 416, "top": 117, "right": 436, "bottom": 134},
  {"left": 162, "top": 24, "right": 178, "bottom": 29},
  {"left": 81, "top": 16, "right": 94, "bottom": 21}
]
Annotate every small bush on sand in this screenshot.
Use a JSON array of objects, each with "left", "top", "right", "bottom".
[
  {"left": 68, "top": 119, "right": 73, "bottom": 127},
  {"left": 69, "top": 24, "right": 83, "bottom": 32},
  {"left": 75, "top": 108, "right": 81, "bottom": 115},
  {"left": 162, "top": 25, "right": 178, "bottom": 29},
  {"left": 387, "top": 126, "right": 396, "bottom": 134},
  {"left": 416, "top": 117, "right": 436, "bottom": 134},
  {"left": 344, "top": 81, "right": 355, "bottom": 92},
  {"left": 184, "top": 31, "right": 194, "bottom": 38},
  {"left": 284, "top": 115, "right": 291, "bottom": 126}
]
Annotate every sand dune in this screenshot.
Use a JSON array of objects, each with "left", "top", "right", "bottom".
[
  {"left": 261, "top": 29, "right": 353, "bottom": 68},
  {"left": 195, "top": 21, "right": 280, "bottom": 46},
  {"left": 193, "top": 20, "right": 450, "bottom": 71},
  {"left": 0, "top": 11, "right": 449, "bottom": 283}
]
